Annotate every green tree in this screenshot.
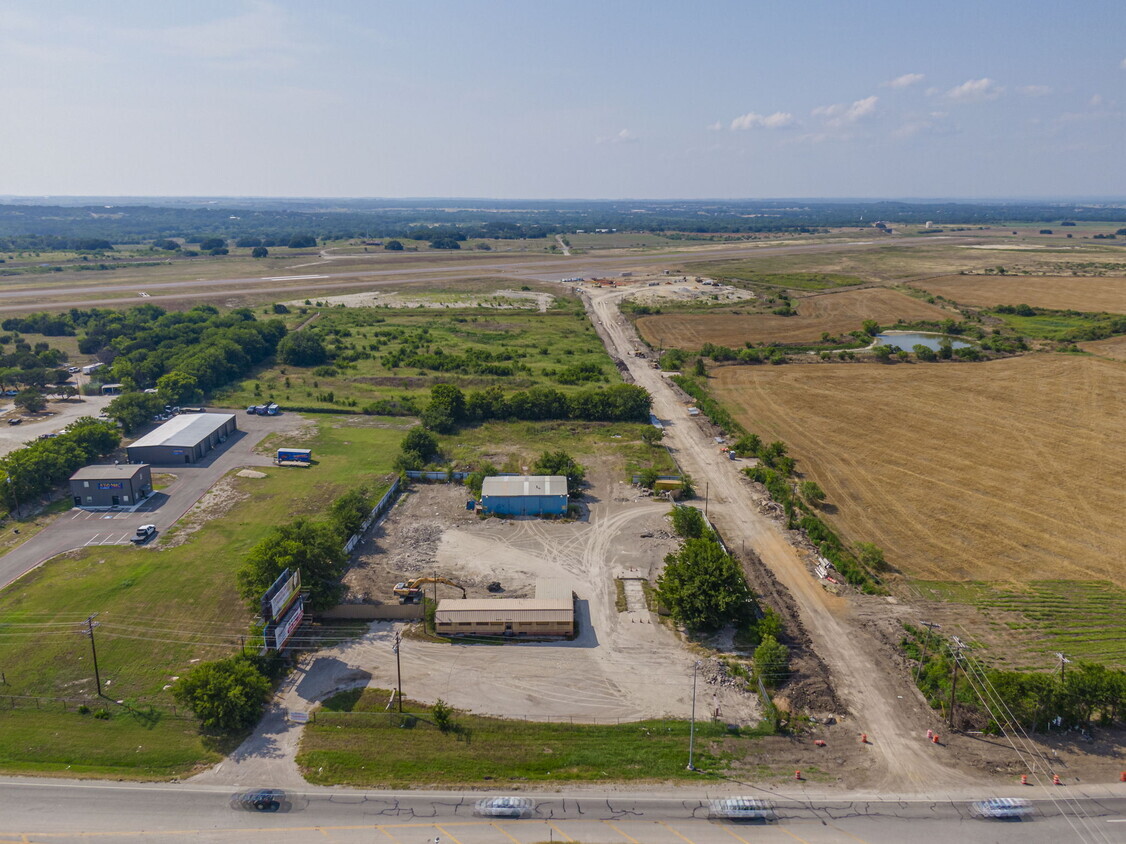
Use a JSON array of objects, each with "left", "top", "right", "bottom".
[
  {"left": 198, "top": 237, "right": 225, "bottom": 251},
  {"left": 328, "top": 487, "right": 372, "bottom": 538},
  {"left": 276, "top": 331, "right": 328, "bottom": 366},
  {"left": 861, "top": 319, "right": 881, "bottom": 337},
  {"left": 872, "top": 344, "right": 892, "bottom": 362},
  {"left": 156, "top": 371, "right": 201, "bottom": 406},
  {"left": 236, "top": 518, "right": 348, "bottom": 611},
  {"left": 105, "top": 391, "right": 163, "bottom": 433},
  {"left": 401, "top": 426, "right": 440, "bottom": 463},
  {"left": 669, "top": 504, "right": 709, "bottom": 539},
  {"left": 171, "top": 656, "right": 271, "bottom": 732},
  {"left": 420, "top": 384, "right": 466, "bottom": 433},
  {"left": 799, "top": 480, "right": 826, "bottom": 506},
  {"left": 532, "top": 450, "right": 586, "bottom": 497},
  {"left": 640, "top": 426, "right": 664, "bottom": 446},
  {"left": 251, "top": 246, "right": 269, "bottom": 258},
  {"left": 13, "top": 389, "right": 46, "bottom": 414},
  {"left": 855, "top": 541, "right": 888, "bottom": 572},
  {"left": 733, "top": 433, "right": 761, "bottom": 457},
  {"left": 383, "top": 240, "right": 404, "bottom": 251},
  {"left": 656, "top": 538, "right": 752, "bottom": 632},
  {"left": 692, "top": 357, "right": 707, "bottom": 377},
  {"left": 754, "top": 635, "right": 790, "bottom": 689},
  {"left": 913, "top": 344, "right": 937, "bottom": 362}
]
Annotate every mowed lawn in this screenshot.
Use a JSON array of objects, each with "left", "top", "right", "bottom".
[
  {"left": 299, "top": 689, "right": 766, "bottom": 787},
  {"left": 0, "top": 418, "right": 399, "bottom": 777},
  {"left": 711, "top": 355, "right": 1125, "bottom": 584},
  {"left": 912, "top": 275, "right": 1126, "bottom": 313},
  {"left": 636, "top": 287, "right": 953, "bottom": 349}
]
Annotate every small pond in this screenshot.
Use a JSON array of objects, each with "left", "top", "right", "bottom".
[{"left": 875, "top": 332, "right": 973, "bottom": 352}]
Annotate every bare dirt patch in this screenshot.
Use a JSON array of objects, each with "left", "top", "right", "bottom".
[
  {"left": 161, "top": 473, "right": 250, "bottom": 548},
  {"left": 636, "top": 288, "right": 952, "bottom": 349},
  {"left": 338, "top": 482, "right": 765, "bottom": 724},
  {"left": 711, "top": 355, "right": 1125, "bottom": 582},
  {"left": 912, "top": 274, "right": 1126, "bottom": 313}
]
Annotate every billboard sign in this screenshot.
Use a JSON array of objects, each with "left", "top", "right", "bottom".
[
  {"left": 261, "top": 567, "right": 301, "bottom": 623},
  {"left": 270, "top": 601, "right": 304, "bottom": 651},
  {"left": 97, "top": 482, "right": 123, "bottom": 490}
]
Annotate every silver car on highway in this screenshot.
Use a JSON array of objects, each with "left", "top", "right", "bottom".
[{"left": 474, "top": 796, "right": 534, "bottom": 818}]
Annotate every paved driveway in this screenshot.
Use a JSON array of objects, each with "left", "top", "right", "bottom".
[{"left": 0, "top": 410, "right": 302, "bottom": 591}]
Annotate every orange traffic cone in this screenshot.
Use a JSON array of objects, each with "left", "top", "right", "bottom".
[
  {"left": 860, "top": 733, "right": 868, "bottom": 744},
  {"left": 932, "top": 734, "right": 940, "bottom": 744},
  {"left": 1053, "top": 774, "right": 1061, "bottom": 785},
  {"left": 794, "top": 770, "right": 802, "bottom": 781},
  {"left": 1020, "top": 774, "right": 1028, "bottom": 785},
  {"left": 1121, "top": 771, "right": 1126, "bottom": 783}
]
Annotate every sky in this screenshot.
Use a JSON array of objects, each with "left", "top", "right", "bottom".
[{"left": 1, "top": 0, "right": 1123, "bottom": 200}]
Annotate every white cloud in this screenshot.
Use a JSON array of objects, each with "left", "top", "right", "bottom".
[
  {"left": 1089, "top": 94, "right": 1104, "bottom": 108},
  {"left": 1121, "top": 57, "right": 1126, "bottom": 70},
  {"left": 945, "top": 77, "right": 1003, "bottom": 102},
  {"left": 597, "top": 128, "right": 638, "bottom": 144},
  {"left": 812, "top": 95, "right": 878, "bottom": 126},
  {"left": 883, "top": 73, "right": 924, "bottom": 89},
  {"left": 707, "top": 121, "right": 723, "bottom": 132},
  {"left": 1020, "top": 85, "right": 1053, "bottom": 97},
  {"left": 729, "top": 111, "right": 794, "bottom": 130}
]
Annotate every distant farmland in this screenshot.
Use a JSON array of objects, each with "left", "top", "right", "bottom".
[
  {"left": 711, "top": 355, "right": 1125, "bottom": 583},
  {"left": 635, "top": 288, "right": 952, "bottom": 349},
  {"left": 911, "top": 274, "right": 1126, "bottom": 313}
]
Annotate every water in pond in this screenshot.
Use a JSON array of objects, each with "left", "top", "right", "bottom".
[{"left": 875, "top": 332, "right": 972, "bottom": 352}]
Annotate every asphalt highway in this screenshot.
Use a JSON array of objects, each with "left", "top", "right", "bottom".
[{"left": 0, "top": 778, "right": 1122, "bottom": 843}]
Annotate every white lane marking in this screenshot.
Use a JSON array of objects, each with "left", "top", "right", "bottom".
[{"left": 262, "top": 275, "right": 329, "bottom": 281}]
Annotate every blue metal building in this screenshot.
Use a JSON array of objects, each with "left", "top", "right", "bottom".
[{"left": 481, "top": 475, "right": 568, "bottom": 517}]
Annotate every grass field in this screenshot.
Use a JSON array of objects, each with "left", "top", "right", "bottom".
[
  {"left": 214, "top": 304, "right": 615, "bottom": 412},
  {"left": 635, "top": 288, "right": 954, "bottom": 349},
  {"left": 992, "top": 311, "right": 1119, "bottom": 340},
  {"left": 914, "top": 580, "right": 1126, "bottom": 668},
  {"left": 298, "top": 688, "right": 771, "bottom": 787},
  {"left": 912, "top": 275, "right": 1126, "bottom": 313},
  {"left": 0, "top": 417, "right": 398, "bottom": 776},
  {"left": 683, "top": 262, "right": 866, "bottom": 290},
  {"left": 710, "top": 355, "right": 1125, "bottom": 583}
]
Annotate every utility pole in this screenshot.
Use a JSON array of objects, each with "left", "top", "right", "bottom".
[
  {"left": 82, "top": 614, "right": 102, "bottom": 698},
  {"left": 687, "top": 660, "right": 701, "bottom": 771},
  {"left": 948, "top": 637, "right": 968, "bottom": 730},
  {"left": 393, "top": 632, "right": 403, "bottom": 713},
  {"left": 6, "top": 474, "right": 19, "bottom": 518},
  {"left": 704, "top": 483, "right": 709, "bottom": 520},
  {"left": 1055, "top": 652, "right": 1071, "bottom": 682}
]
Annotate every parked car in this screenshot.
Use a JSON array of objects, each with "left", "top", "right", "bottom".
[
  {"left": 970, "top": 798, "right": 1032, "bottom": 819},
  {"left": 474, "top": 797, "right": 534, "bottom": 818},
  {"left": 130, "top": 525, "right": 157, "bottom": 544},
  {"left": 3, "top": 390, "right": 18, "bottom": 397},
  {"left": 6, "top": 417, "right": 21, "bottom": 425}
]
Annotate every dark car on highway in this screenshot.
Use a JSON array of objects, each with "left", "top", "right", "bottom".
[{"left": 231, "top": 789, "right": 287, "bottom": 812}]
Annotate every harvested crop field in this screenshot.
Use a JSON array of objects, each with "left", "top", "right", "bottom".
[
  {"left": 1080, "top": 335, "right": 1126, "bottom": 360},
  {"left": 711, "top": 355, "right": 1126, "bottom": 582},
  {"left": 635, "top": 287, "right": 952, "bottom": 349},
  {"left": 912, "top": 274, "right": 1126, "bottom": 313}
]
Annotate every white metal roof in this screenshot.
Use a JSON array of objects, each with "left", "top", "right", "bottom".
[
  {"left": 435, "top": 598, "right": 573, "bottom": 623},
  {"left": 481, "top": 475, "right": 567, "bottom": 498},
  {"left": 128, "top": 413, "right": 234, "bottom": 450},
  {"left": 70, "top": 463, "right": 149, "bottom": 481}
]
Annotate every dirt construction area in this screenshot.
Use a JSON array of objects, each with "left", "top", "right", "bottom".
[
  {"left": 635, "top": 287, "right": 953, "bottom": 349},
  {"left": 336, "top": 482, "right": 764, "bottom": 724},
  {"left": 710, "top": 355, "right": 1126, "bottom": 582}
]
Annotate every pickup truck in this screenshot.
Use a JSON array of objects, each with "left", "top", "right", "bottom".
[{"left": 131, "top": 525, "right": 157, "bottom": 544}]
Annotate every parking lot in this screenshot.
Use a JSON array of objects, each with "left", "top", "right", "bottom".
[{"left": 0, "top": 410, "right": 303, "bottom": 589}]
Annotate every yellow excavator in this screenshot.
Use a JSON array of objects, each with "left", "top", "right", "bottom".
[{"left": 392, "top": 576, "right": 466, "bottom": 604}]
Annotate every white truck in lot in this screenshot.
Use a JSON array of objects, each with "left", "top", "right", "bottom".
[{"left": 131, "top": 525, "right": 156, "bottom": 544}]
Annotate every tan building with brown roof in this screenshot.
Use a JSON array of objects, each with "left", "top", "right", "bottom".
[{"left": 434, "top": 579, "right": 574, "bottom": 638}]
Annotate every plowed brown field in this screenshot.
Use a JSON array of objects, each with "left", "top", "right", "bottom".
[
  {"left": 636, "top": 287, "right": 951, "bottom": 349},
  {"left": 712, "top": 355, "right": 1126, "bottom": 581},
  {"left": 912, "top": 275, "right": 1126, "bottom": 312}
]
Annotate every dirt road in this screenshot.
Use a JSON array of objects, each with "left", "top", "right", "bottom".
[{"left": 587, "top": 285, "right": 957, "bottom": 790}]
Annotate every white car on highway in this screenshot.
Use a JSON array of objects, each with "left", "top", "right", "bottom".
[
  {"left": 708, "top": 797, "right": 775, "bottom": 820},
  {"left": 474, "top": 796, "right": 534, "bottom": 818},
  {"left": 970, "top": 797, "right": 1032, "bottom": 819}
]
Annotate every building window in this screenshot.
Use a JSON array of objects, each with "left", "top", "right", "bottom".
[{"left": 83, "top": 481, "right": 89, "bottom": 488}]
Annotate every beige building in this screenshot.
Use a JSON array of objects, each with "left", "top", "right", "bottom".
[{"left": 435, "top": 579, "right": 574, "bottom": 638}]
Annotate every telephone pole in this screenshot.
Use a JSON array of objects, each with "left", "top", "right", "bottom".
[
  {"left": 82, "top": 614, "right": 102, "bottom": 698},
  {"left": 393, "top": 631, "right": 403, "bottom": 713},
  {"left": 687, "top": 660, "right": 701, "bottom": 771},
  {"left": 948, "top": 637, "right": 968, "bottom": 730},
  {"left": 1055, "top": 652, "right": 1071, "bottom": 682}
]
